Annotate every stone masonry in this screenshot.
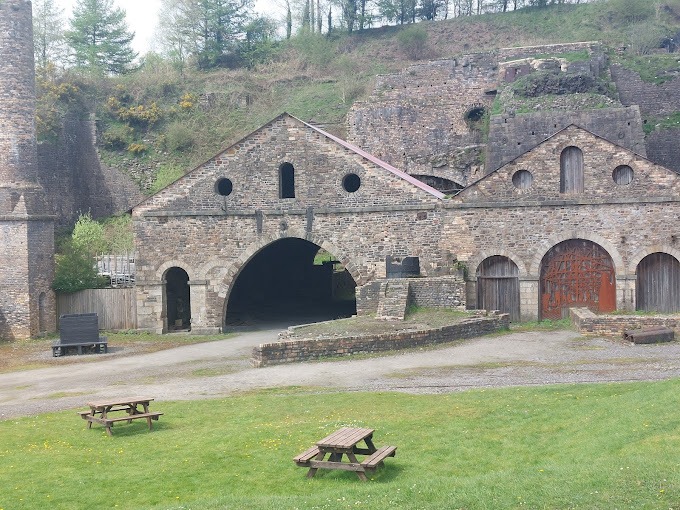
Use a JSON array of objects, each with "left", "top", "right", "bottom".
[{"left": 0, "top": 0, "right": 56, "bottom": 339}]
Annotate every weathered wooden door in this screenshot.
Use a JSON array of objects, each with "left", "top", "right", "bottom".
[
  {"left": 560, "top": 146, "right": 584, "bottom": 194},
  {"left": 540, "top": 240, "right": 616, "bottom": 320},
  {"left": 636, "top": 253, "right": 680, "bottom": 313},
  {"left": 477, "top": 256, "right": 520, "bottom": 321}
]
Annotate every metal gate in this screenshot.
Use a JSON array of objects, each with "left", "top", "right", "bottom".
[
  {"left": 477, "top": 256, "right": 520, "bottom": 321},
  {"left": 540, "top": 240, "right": 616, "bottom": 320},
  {"left": 636, "top": 253, "right": 680, "bottom": 313}
]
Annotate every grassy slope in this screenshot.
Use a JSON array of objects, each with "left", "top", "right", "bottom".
[
  {"left": 1, "top": 380, "right": 679, "bottom": 508},
  {"left": 92, "top": 0, "right": 680, "bottom": 192}
]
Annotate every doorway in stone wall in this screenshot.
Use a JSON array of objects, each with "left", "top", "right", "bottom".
[
  {"left": 540, "top": 239, "right": 616, "bottom": 320},
  {"left": 476, "top": 256, "right": 520, "bottom": 321},
  {"left": 165, "top": 267, "right": 191, "bottom": 331},
  {"left": 636, "top": 252, "right": 680, "bottom": 313},
  {"left": 224, "top": 238, "right": 357, "bottom": 329}
]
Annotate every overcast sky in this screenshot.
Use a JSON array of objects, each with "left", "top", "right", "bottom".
[{"left": 53, "top": 0, "right": 285, "bottom": 55}]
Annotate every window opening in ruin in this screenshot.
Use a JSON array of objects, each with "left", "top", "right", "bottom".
[
  {"left": 612, "top": 165, "right": 634, "bottom": 185},
  {"left": 411, "top": 175, "right": 463, "bottom": 194},
  {"left": 279, "top": 162, "right": 295, "bottom": 199},
  {"left": 224, "top": 238, "right": 356, "bottom": 328},
  {"left": 215, "top": 178, "right": 233, "bottom": 196},
  {"left": 636, "top": 253, "right": 680, "bottom": 313},
  {"left": 343, "top": 173, "right": 361, "bottom": 193},
  {"left": 165, "top": 267, "right": 191, "bottom": 331},
  {"left": 512, "top": 170, "right": 533, "bottom": 189},
  {"left": 560, "top": 146, "right": 584, "bottom": 194},
  {"left": 466, "top": 107, "right": 486, "bottom": 123}
]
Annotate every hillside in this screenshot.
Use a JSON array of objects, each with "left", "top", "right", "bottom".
[{"left": 39, "top": 0, "right": 680, "bottom": 196}]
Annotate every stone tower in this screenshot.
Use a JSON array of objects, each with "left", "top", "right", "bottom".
[{"left": 0, "top": 0, "right": 56, "bottom": 339}]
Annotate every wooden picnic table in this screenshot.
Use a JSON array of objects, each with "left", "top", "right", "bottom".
[
  {"left": 294, "top": 427, "right": 397, "bottom": 481},
  {"left": 78, "top": 397, "right": 163, "bottom": 436}
]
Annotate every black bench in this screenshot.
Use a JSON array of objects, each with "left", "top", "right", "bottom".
[{"left": 53, "top": 313, "right": 108, "bottom": 357}]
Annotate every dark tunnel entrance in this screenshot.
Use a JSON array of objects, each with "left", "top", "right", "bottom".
[{"left": 224, "top": 238, "right": 357, "bottom": 329}]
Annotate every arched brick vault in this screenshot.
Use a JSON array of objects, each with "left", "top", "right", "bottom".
[
  {"left": 629, "top": 245, "right": 680, "bottom": 274},
  {"left": 466, "top": 249, "right": 528, "bottom": 279},
  {"left": 527, "top": 231, "right": 626, "bottom": 277},
  {"left": 200, "top": 229, "right": 366, "bottom": 322},
  {"left": 154, "top": 259, "right": 197, "bottom": 281}
]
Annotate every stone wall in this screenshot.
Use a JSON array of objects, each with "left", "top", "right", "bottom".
[
  {"left": 406, "top": 276, "right": 466, "bottom": 310},
  {"left": 252, "top": 312, "right": 509, "bottom": 366},
  {"left": 37, "top": 117, "right": 144, "bottom": 226},
  {"left": 486, "top": 107, "right": 646, "bottom": 172},
  {"left": 611, "top": 64, "right": 680, "bottom": 116},
  {"left": 570, "top": 307, "right": 680, "bottom": 336},
  {"left": 646, "top": 128, "right": 680, "bottom": 174}
]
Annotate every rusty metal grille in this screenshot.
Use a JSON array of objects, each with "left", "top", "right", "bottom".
[{"left": 540, "top": 240, "right": 616, "bottom": 320}]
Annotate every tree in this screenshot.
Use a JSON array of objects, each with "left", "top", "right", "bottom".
[
  {"left": 53, "top": 240, "right": 106, "bottom": 293},
  {"left": 65, "top": 0, "right": 137, "bottom": 74},
  {"left": 33, "top": 0, "right": 66, "bottom": 71}
]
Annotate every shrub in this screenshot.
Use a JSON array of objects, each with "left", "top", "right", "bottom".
[
  {"left": 397, "top": 25, "right": 429, "bottom": 60},
  {"left": 164, "top": 122, "right": 194, "bottom": 152},
  {"left": 127, "top": 142, "right": 148, "bottom": 154},
  {"left": 101, "top": 124, "right": 134, "bottom": 150},
  {"left": 53, "top": 240, "right": 107, "bottom": 293}
]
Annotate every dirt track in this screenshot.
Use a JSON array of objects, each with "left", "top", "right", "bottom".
[{"left": 2, "top": 328, "right": 680, "bottom": 419}]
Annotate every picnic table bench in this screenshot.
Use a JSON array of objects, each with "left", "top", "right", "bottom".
[
  {"left": 78, "top": 397, "right": 162, "bottom": 436},
  {"left": 294, "top": 427, "right": 397, "bottom": 481},
  {"left": 53, "top": 313, "right": 108, "bottom": 357}
]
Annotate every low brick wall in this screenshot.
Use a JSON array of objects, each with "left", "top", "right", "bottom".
[
  {"left": 251, "top": 312, "right": 509, "bottom": 367},
  {"left": 570, "top": 307, "right": 680, "bottom": 336}
]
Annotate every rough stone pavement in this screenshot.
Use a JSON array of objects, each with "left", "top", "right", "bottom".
[{"left": 2, "top": 328, "right": 680, "bottom": 419}]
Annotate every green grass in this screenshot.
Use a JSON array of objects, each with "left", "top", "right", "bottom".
[
  {"left": 2, "top": 381, "right": 680, "bottom": 509},
  {"left": 643, "top": 112, "right": 680, "bottom": 136},
  {"left": 613, "top": 54, "right": 680, "bottom": 85}
]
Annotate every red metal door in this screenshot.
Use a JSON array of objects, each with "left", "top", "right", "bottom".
[{"left": 540, "top": 240, "right": 616, "bottom": 320}]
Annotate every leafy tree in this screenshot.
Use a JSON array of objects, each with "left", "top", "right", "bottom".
[
  {"left": 65, "top": 0, "right": 137, "bottom": 74},
  {"left": 239, "top": 17, "right": 279, "bottom": 68},
  {"left": 33, "top": 0, "right": 66, "bottom": 71},
  {"left": 158, "top": 0, "right": 254, "bottom": 70},
  {"left": 53, "top": 240, "right": 106, "bottom": 293},
  {"left": 71, "top": 212, "right": 108, "bottom": 254}
]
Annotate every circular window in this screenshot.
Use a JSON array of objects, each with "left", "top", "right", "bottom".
[
  {"left": 342, "top": 173, "right": 361, "bottom": 193},
  {"left": 215, "top": 178, "right": 233, "bottom": 196},
  {"left": 512, "top": 169, "right": 533, "bottom": 189},
  {"left": 612, "top": 165, "right": 633, "bottom": 185}
]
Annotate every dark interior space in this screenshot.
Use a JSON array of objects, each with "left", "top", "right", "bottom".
[
  {"left": 166, "top": 267, "right": 191, "bottom": 330},
  {"left": 225, "top": 238, "right": 356, "bottom": 328}
]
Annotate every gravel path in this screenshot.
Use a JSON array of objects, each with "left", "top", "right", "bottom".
[{"left": 2, "top": 328, "right": 680, "bottom": 419}]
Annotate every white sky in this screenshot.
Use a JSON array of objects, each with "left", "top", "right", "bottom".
[{"left": 53, "top": 0, "right": 285, "bottom": 55}]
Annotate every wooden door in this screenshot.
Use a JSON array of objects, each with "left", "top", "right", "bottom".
[
  {"left": 477, "top": 256, "right": 520, "bottom": 321},
  {"left": 540, "top": 240, "right": 616, "bottom": 320},
  {"left": 636, "top": 253, "right": 680, "bottom": 313},
  {"left": 560, "top": 146, "right": 584, "bottom": 194}
]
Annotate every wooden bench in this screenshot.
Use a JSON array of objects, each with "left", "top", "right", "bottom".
[
  {"left": 361, "top": 445, "right": 397, "bottom": 472},
  {"left": 293, "top": 445, "right": 321, "bottom": 466},
  {"left": 53, "top": 313, "right": 108, "bottom": 357}
]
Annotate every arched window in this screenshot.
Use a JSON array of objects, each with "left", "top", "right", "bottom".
[
  {"left": 279, "top": 162, "right": 295, "bottom": 199},
  {"left": 560, "top": 146, "right": 584, "bottom": 194}
]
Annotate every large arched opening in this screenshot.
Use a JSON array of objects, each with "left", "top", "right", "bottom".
[
  {"left": 540, "top": 239, "right": 616, "bottom": 320},
  {"left": 224, "top": 238, "right": 357, "bottom": 328}
]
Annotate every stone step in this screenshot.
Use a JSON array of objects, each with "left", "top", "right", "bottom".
[{"left": 376, "top": 280, "right": 410, "bottom": 321}]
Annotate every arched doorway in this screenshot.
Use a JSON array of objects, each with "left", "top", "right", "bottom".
[
  {"left": 636, "top": 253, "right": 680, "bottom": 313},
  {"left": 476, "top": 256, "right": 520, "bottom": 321},
  {"left": 165, "top": 267, "right": 191, "bottom": 330},
  {"left": 540, "top": 239, "right": 616, "bottom": 320},
  {"left": 225, "top": 238, "right": 356, "bottom": 327}
]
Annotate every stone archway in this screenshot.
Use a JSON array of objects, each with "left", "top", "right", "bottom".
[
  {"left": 539, "top": 239, "right": 616, "bottom": 320},
  {"left": 222, "top": 236, "right": 359, "bottom": 328}
]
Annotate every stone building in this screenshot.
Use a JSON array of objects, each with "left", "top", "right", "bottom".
[
  {"left": 133, "top": 114, "right": 680, "bottom": 331},
  {"left": 0, "top": 0, "right": 56, "bottom": 339}
]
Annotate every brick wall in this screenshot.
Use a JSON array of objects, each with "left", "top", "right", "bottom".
[
  {"left": 252, "top": 312, "right": 510, "bottom": 366},
  {"left": 570, "top": 307, "right": 680, "bottom": 336},
  {"left": 611, "top": 64, "right": 680, "bottom": 116},
  {"left": 487, "top": 107, "right": 646, "bottom": 172}
]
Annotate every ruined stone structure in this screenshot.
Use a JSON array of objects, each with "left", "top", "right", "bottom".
[{"left": 0, "top": 0, "right": 56, "bottom": 339}]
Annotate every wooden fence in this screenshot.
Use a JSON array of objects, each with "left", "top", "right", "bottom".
[{"left": 56, "top": 288, "right": 137, "bottom": 331}]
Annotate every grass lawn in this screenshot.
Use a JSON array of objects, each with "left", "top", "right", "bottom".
[{"left": 1, "top": 380, "right": 679, "bottom": 509}]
